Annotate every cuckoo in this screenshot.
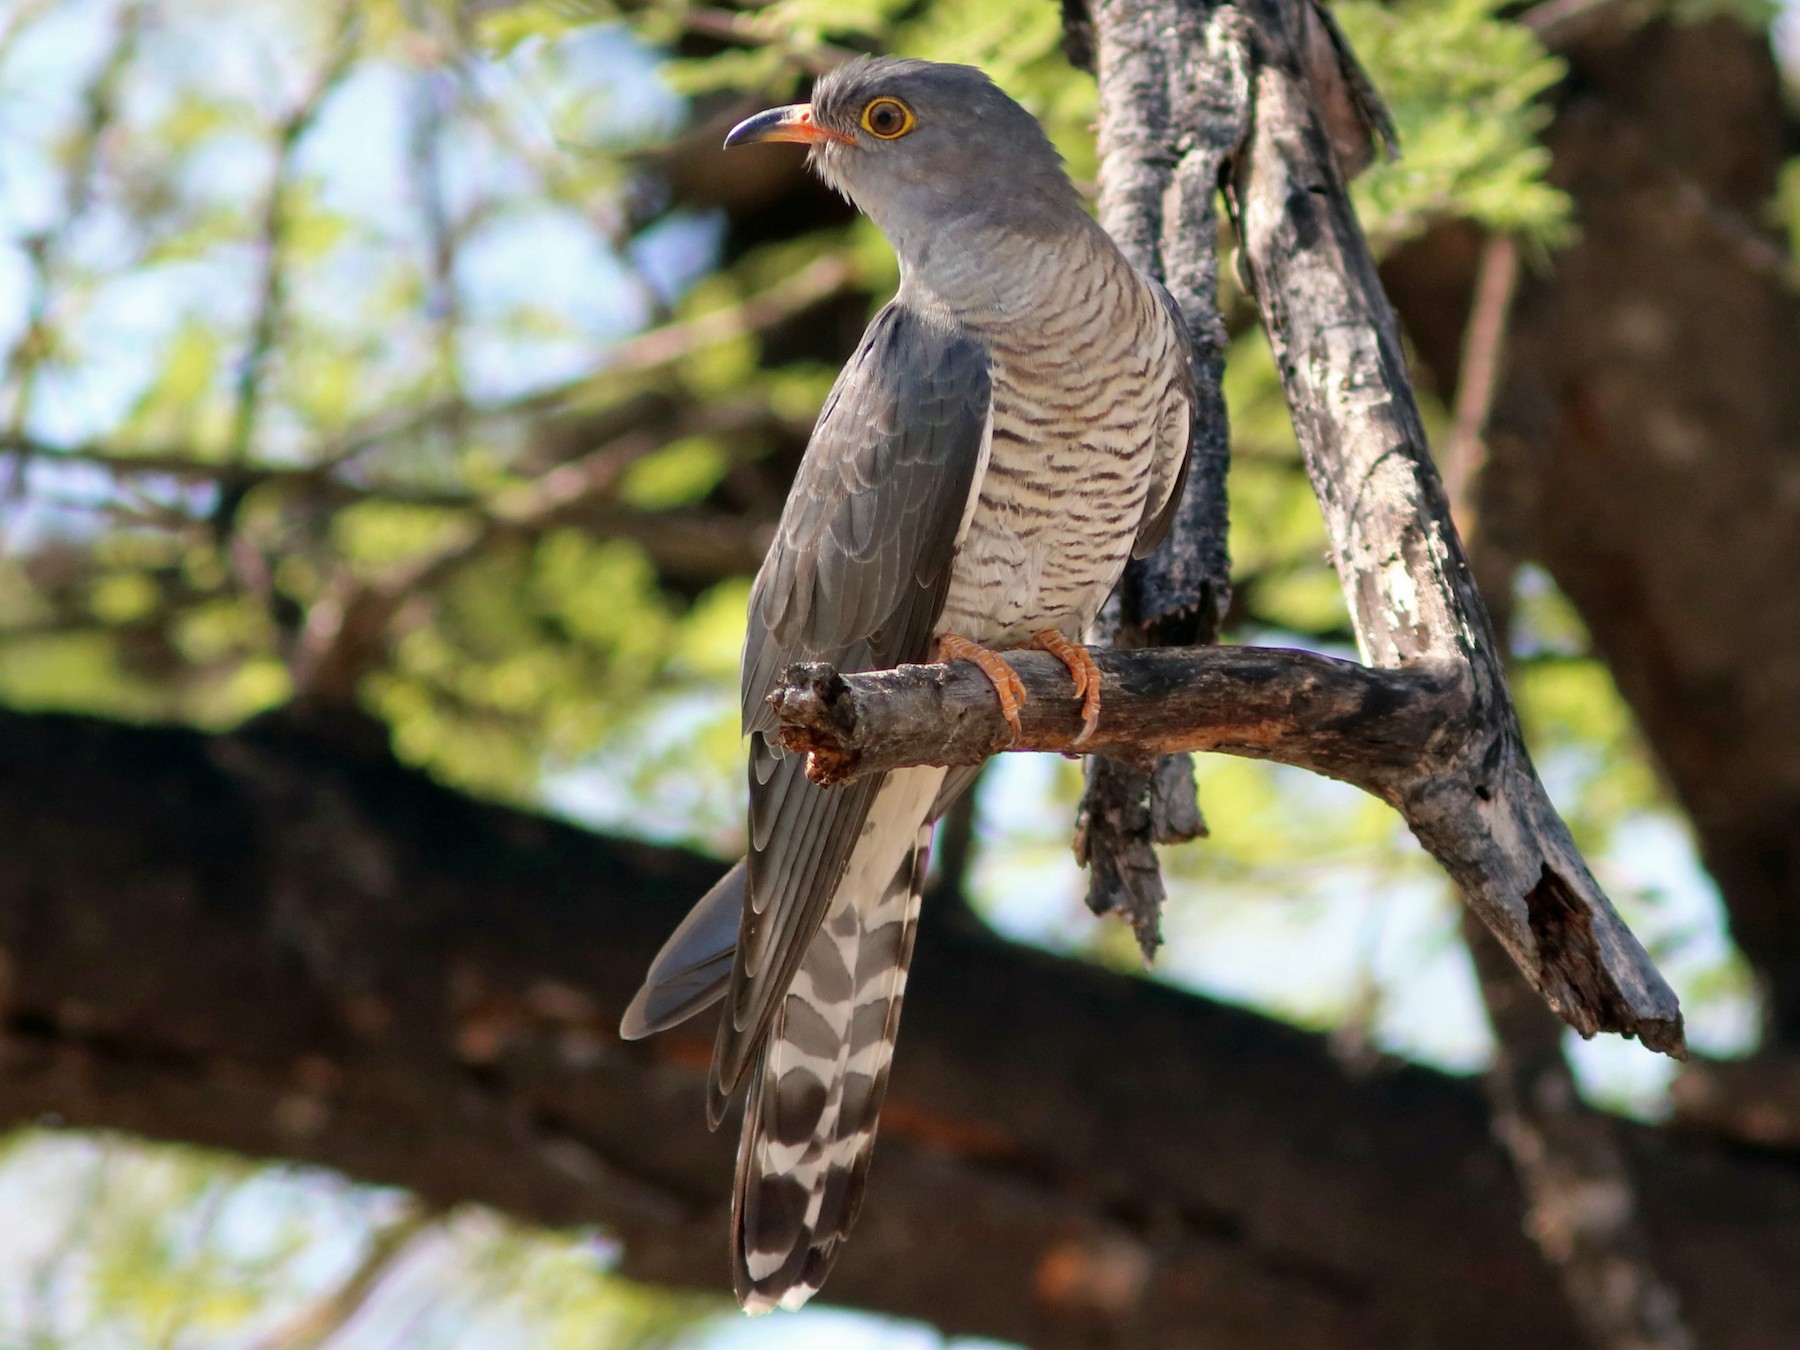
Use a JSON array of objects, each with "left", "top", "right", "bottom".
[{"left": 621, "top": 56, "right": 1197, "bottom": 1313}]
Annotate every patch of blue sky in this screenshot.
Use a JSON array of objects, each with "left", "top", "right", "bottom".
[
  {"left": 480, "top": 21, "right": 687, "bottom": 155},
  {"left": 1772, "top": 0, "right": 1800, "bottom": 71},
  {"left": 0, "top": 1134, "right": 413, "bottom": 1345},
  {"left": 692, "top": 1305, "right": 1022, "bottom": 1350},
  {"left": 119, "top": 82, "right": 264, "bottom": 217},
  {"left": 1563, "top": 812, "right": 1758, "bottom": 1116},
  {"left": 544, "top": 684, "right": 745, "bottom": 856},
  {"left": 2, "top": 462, "right": 109, "bottom": 554},
  {"left": 970, "top": 753, "right": 1492, "bottom": 1071},
  {"left": 1235, "top": 622, "right": 1359, "bottom": 663},
  {"left": 0, "top": 127, "right": 62, "bottom": 241},
  {"left": 0, "top": 6, "right": 734, "bottom": 518},
  {"left": 436, "top": 98, "right": 545, "bottom": 218},
  {"left": 210, "top": 1165, "right": 411, "bottom": 1296},
  {"left": 633, "top": 207, "right": 730, "bottom": 308},
  {"left": 135, "top": 0, "right": 325, "bottom": 121},
  {"left": 26, "top": 256, "right": 241, "bottom": 449},
  {"left": 298, "top": 60, "right": 418, "bottom": 240},
  {"left": 0, "top": 0, "right": 113, "bottom": 187},
  {"left": 455, "top": 203, "right": 650, "bottom": 401}
]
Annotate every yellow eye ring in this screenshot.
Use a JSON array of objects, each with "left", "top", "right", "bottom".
[{"left": 859, "top": 97, "right": 915, "bottom": 140}]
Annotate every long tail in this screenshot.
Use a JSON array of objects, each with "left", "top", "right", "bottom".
[{"left": 730, "top": 821, "right": 930, "bottom": 1313}]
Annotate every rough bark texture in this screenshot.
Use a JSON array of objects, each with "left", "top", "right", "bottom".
[
  {"left": 1218, "top": 0, "right": 1681, "bottom": 1055},
  {"left": 1074, "top": 0, "right": 1240, "bottom": 954},
  {"left": 1375, "top": 9, "right": 1800, "bottom": 1111},
  {"left": 834, "top": 0, "right": 1684, "bottom": 1056},
  {"left": 1359, "top": 12, "right": 1800, "bottom": 1344},
  {"left": 9, "top": 8, "right": 1800, "bottom": 1349},
  {"left": 1441, "top": 236, "right": 1695, "bottom": 1348},
  {"left": 769, "top": 646, "right": 1464, "bottom": 786},
  {"left": 5, "top": 706, "right": 1800, "bottom": 1349}
]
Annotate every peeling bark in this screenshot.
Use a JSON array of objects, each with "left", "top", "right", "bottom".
[
  {"left": 1225, "top": 0, "right": 1682, "bottom": 1055},
  {"left": 1484, "top": 17, "right": 1800, "bottom": 1046},
  {"left": 1378, "top": 7, "right": 1800, "bottom": 1170},
  {"left": 1075, "top": 0, "right": 1240, "bottom": 950},
  {"left": 769, "top": 646, "right": 1464, "bottom": 786}
]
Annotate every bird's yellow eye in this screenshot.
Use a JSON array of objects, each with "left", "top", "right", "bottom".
[{"left": 859, "top": 97, "right": 915, "bottom": 140}]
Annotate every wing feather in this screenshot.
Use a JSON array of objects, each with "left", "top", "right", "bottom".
[{"left": 711, "top": 302, "right": 992, "bottom": 1119}]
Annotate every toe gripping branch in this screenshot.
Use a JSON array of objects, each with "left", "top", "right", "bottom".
[
  {"left": 933, "top": 631, "right": 1104, "bottom": 748},
  {"left": 935, "top": 634, "right": 1029, "bottom": 743}
]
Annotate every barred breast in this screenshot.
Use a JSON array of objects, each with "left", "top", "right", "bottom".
[{"left": 934, "top": 221, "right": 1189, "bottom": 648}]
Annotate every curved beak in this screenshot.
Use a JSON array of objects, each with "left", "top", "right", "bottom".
[{"left": 723, "top": 104, "right": 851, "bottom": 149}]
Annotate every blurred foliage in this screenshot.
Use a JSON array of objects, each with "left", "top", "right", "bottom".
[
  {"left": 1334, "top": 0, "right": 1570, "bottom": 250},
  {"left": 0, "top": 0, "right": 1770, "bottom": 1341},
  {"left": 0, "top": 1130, "right": 717, "bottom": 1349}
]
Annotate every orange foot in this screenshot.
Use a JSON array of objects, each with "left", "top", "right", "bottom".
[
  {"left": 937, "top": 633, "right": 1028, "bottom": 744},
  {"left": 1025, "top": 630, "right": 1102, "bottom": 746}
]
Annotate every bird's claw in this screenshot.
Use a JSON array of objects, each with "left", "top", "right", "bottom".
[
  {"left": 936, "top": 633, "right": 1027, "bottom": 745},
  {"left": 1026, "top": 629, "right": 1101, "bottom": 746}
]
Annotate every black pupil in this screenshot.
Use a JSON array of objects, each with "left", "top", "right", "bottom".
[{"left": 873, "top": 104, "right": 900, "bottom": 132}]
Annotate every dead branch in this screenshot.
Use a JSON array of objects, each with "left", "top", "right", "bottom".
[
  {"left": 1226, "top": 0, "right": 1682, "bottom": 1054},
  {"left": 1441, "top": 233, "right": 1520, "bottom": 529},
  {"left": 1075, "top": 0, "right": 1241, "bottom": 956},
  {"left": 770, "top": 646, "right": 1462, "bottom": 790}
]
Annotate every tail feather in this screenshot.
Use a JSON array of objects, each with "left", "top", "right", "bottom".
[
  {"left": 731, "top": 824, "right": 930, "bottom": 1313},
  {"left": 619, "top": 862, "right": 744, "bottom": 1040}
]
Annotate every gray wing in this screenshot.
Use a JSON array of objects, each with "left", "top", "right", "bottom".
[
  {"left": 712, "top": 302, "right": 992, "bottom": 1119},
  {"left": 1132, "top": 276, "right": 1199, "bottom": 559},
  {"left": 621, "top": 765, "right": 986, "bottom": 1042}
]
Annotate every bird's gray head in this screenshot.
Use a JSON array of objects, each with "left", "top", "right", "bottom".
[{"left": 724, "top": 57, "right": 1084, "bottom": 264}]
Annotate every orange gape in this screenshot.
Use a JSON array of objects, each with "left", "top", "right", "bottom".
[{"left": 935, "top": 629, "right": 1104, "bottom": 745}]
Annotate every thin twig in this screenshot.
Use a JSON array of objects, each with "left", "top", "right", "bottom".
[
  {"left": 225, "top": 0, "right": 362, "bottom": 467},
  {"left": 409, "top": 65, "right": 465, "bottom": 424},
  {"left": 1441, "top": 233, "right": 1519, "bottom": 534}
]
